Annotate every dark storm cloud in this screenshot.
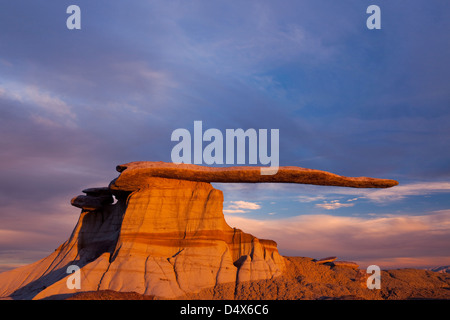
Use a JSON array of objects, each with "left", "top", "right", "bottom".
[{"left": 0, "top": 0, "right": 449, "bottom": 270}]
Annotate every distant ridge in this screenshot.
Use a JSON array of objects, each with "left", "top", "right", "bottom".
[{"left": 430, "top": 266, "right": 450, "bottom": 273}]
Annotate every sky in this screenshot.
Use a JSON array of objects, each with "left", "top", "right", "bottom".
[{"left": 0, "top": 0, "right": 449, "bottom": 272}]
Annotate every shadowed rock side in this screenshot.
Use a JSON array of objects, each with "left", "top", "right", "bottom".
[
  {"left": 110, "top": 161, "right": 399, "bottom": 192},
  {"left": 0, "top": 178, "right": 285, "bottom": 300}
]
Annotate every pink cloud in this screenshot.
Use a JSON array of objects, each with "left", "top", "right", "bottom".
[
  {"left": 223, "top": 200, "right": 261, "bottom": 213},
  {"left": 315, "top": 200, "right": 354, "bottom": 210},
  {"left": 224, "top": 210, "right": 450, "bottom": 269}
]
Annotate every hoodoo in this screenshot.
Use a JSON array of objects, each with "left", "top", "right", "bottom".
[{"left": 0, "top": 162, "right": 398, "bottom": 300}]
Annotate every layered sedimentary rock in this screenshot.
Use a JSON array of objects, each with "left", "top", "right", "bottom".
[{"left": 0, "top": 162, "right": 398, "bottom": 300}]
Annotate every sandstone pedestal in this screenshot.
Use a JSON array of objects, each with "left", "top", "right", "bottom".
[{"left": 0, "top": 178, "right": 284, "bottom": 299}]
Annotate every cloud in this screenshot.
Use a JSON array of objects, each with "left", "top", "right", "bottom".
[
  {"left": 296, "top": 195, "right": 326, "bottom": 203},
  {"left": 155, "top": 1, "right": 335, "bottom": 85},
  {"left": 106, "top": 60, "right": 178, "bottom": 107},
  {"left": 326, "top": 182, "right": 450, "bottom": 205},
  {"left": 0, "top": 82, "right": 76, "bottom": 127},
  {"left": 311, "top": 182, "right": 450, "bottom": 203},
  {"left": 242, "top": 181, "right": 450, "bottom": 204},
  {"left": 224, "top": 210, "right": 450, "bottom": 269},
  {"left": 0, "top": 0, "right": 449, "bottom": 274},
  {"left": 315, "top": 200, "right": 355, "bottom": 210},
  {"left": 223, "top": 201, "right": 261, "bottom": 213},
  {"left": 362, "top": 182, "right": 450, "bottom": 202}
]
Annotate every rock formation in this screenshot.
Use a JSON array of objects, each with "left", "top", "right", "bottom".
[
  {"left": 314, "top": 256, "right": 338, "bottom": 264},
  {"left": 0, "top": 162, "right": 398, "bottom": 300},
  {"left": 111, "top": 161, "right": 399, "bottom": 191},
  {"left": 328, "top": 261, "right": 359, "bottom": 269}
]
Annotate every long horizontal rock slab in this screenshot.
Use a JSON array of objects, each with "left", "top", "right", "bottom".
[
  {"left": 329, "top": 261, "right": 359, "bottom": 269},
  {"left": 314, "top": 256, "right": 338, "bottom": 264},
  {"left": 109, "top": 161, "right": 398, "bottom": 192}
]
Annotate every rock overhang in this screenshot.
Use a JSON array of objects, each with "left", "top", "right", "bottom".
[{"left": 109, "top": 161, "right": 399, "bottom": 192}]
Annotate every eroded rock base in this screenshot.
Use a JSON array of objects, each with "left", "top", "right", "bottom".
[{"left": 0, "top": 178, "right": 285, "bottom": 300}]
